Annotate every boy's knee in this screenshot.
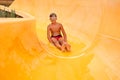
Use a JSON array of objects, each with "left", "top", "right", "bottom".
[
  {"left": 51, "top": 38, "right": 57, "bottom": 42},
  {"left": 63, "top": 42, "right": 67, "bottom": 45}
]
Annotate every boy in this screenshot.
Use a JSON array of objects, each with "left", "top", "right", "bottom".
[{"left": 47, "top": 13, "right": 71, "bottom": 52}]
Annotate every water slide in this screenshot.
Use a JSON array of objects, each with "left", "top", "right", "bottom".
[{"left": 0, "top": 0, "right": 120, "bottom": 80}]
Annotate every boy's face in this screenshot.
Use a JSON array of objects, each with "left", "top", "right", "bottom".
[{"left": 50, "top": 15, "right": 57, "bottom": 22}]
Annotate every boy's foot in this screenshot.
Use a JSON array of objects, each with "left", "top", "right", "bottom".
[
  {"left": 66, "top": 44, "right": 71, "bottom": 52},
  {"left": 61, "top": 44, "right": 65, "bottom": 52}
]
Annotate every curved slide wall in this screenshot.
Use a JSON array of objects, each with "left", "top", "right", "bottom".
[{"left": 0, "top": 0, "right": 120, "bottom": 80}]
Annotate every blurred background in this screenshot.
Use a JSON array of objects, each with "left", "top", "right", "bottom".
[{"left": 0, "top": 0, "right": 14, "bottom": 6}]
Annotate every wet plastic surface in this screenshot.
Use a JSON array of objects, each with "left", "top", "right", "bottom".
[{"left": 0, "top": 0, "right": 120, "bottom": 80}]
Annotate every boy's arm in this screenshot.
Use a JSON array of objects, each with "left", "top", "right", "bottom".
[
  {"left": 47, "top": 26, "right": 52, "bottom": 43},
  {"left": 61, "top": 24, "right": 67, "bottom": 42}
]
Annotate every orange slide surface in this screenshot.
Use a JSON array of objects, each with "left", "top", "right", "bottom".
[{"left": 0, "top": 0, "right": 120, "bottom": 80}]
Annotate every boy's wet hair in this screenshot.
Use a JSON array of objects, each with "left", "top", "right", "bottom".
[{"left": 49, "top": 13, "right": 57, "bottom": 17}]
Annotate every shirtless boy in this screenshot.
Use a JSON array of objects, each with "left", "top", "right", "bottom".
[{"left": 47, "top": 13, "right": 71, "bottom": 52}]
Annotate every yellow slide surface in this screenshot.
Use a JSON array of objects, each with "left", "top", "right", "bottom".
[{"left": 0, "top": 0, "right": 120, "bottom": 80}]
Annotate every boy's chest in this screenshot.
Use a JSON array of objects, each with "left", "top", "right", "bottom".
[{"left": 50, "top": 26, "right": 61, "bottom": 32}]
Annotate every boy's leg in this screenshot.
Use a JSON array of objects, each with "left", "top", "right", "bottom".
[
  {"left": 65, "top": 43, "right": 71, "bottom": 52},
  {"left": 59, "top": 38, "right": 71, "bottom": 52},
  {"left": 59, "top": 38, "right": 66, "bottom": 51},
  {"left": 51, "top": 38, "right": 62, "bottom": 50}
]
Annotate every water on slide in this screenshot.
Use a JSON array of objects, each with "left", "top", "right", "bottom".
[{"left": 0, "top": 0, "right": 120, "bottom": 80}]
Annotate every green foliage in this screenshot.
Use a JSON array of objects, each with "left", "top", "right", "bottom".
[
  {"left": 10, "top": 9, "right": 16, "bottom": 17},
  {"left": 0, "top": 7, "right": 22, "bottom": 18},
  {"left": 0, "top": 9, "right": 16, "bottom": 18},
  {"left": 0, "top": 8, "right": 6, "bottom": 17}
]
